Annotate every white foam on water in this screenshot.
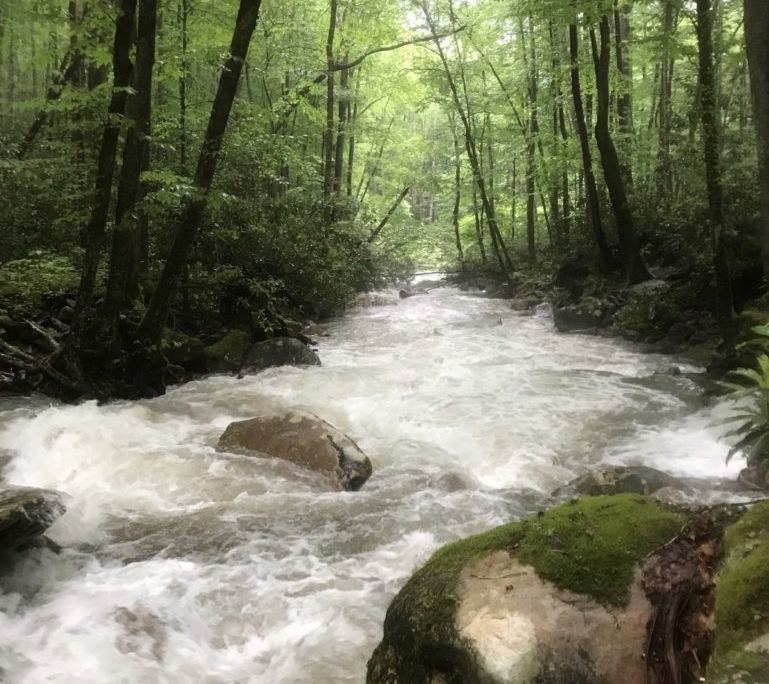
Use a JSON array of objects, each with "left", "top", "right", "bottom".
[{"left": 0, "top": 287, "right": 741, "bottom": 683}]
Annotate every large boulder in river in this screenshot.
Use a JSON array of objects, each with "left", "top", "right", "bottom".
[
  {"left": 367, "top": 495, "right": 687, "bottom": 684},
  {"left": 0, "top": 485, "right": 66, "bottom": 552},
  {"left": 240, "top": 337, "right": 320, "bottom": 373},
  {"left": 216, "top": 410, "right": 372, "bottom": 491}
]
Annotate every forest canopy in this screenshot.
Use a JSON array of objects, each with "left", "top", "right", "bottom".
[{"left": 0, "top": 0, "right": 767, "bottom": 397}]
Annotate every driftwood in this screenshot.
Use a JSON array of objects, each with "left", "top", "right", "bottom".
[{"left": 0, "top": 315, "right": 80, "bottom": 394}]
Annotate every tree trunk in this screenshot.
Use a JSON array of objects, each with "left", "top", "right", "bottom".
[
  {"left": 450, "top": 114, "right": 465, "bottom": 270},
  {"left": 178, "top": 0, "right": 189, "bottom": 173},
  {"left": 656, "top": 0, "right": 677, "bottom": 197},
  {"left": 422, "top": 0, "right": 512, "bottom": 280},
  {"left": 103, "top": 0, "right": 158, "bottom": 322},
  {"left": 333, "top": 58, "right": 349, "bottom": 195},
  {"left": 744, "top": 0, "right": 769, "bottom": 286},
  {"left": 591, "top": 16, "right": 650, "bottom": 284},
  {"left": 569, "top": 23, "right": 616, "bottom": 271},
  {"left": 613, "top": 2, "right": 634, "bottom": 188},
  {"left": 322, "top": 0, "right": 338, "bottom": 202},
  {"left": 697, "top": 0, "right": 735, "bottom": 352},
  {"left": 137, "top": 0, "right": 263, "bottom": 343},
  {"left": 73, "top": 0, "right": 138, "bottom": 334},
  {"left": 347, "top": 67, "right": 361, "bottom": 196},
  {"left": 367, "top": 187, "right": 409, "bottom": 243}
]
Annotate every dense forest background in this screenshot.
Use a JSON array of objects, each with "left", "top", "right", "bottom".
[{"left": 0, "top": 0, "right": 768, "bottom": 398}]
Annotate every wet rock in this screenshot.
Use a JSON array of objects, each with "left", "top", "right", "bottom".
[
  {"left": 552, "top": 297, "right": 613, "bottom": 333},
  {"left": 160, "top": 328, "right": 206, "bottom": 369},
  {"left": 0, "top": 485, "right": 66, "bottom": 552},
  {"left": 553, "top": 260, "right": 591, "bottom": 300},
  {"left": 366, "top": 495, "right": 683, "bottom": 684},
  {"left": 216, "top": 410, "right": 372, "bottom": 491},
  {"left": 204, "top": 329, "right": 253, "bottom": 373},
  {"left": 356, "top": 293, "right": 398, "bottom": 307},
  {"left": 552, "top": 465, "right": 687, "bottom": 498},
  {"left": 240, "top": 337, "right": 320, "bottom": 373}
]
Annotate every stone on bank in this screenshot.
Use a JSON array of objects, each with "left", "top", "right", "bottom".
[{"left": 366, "top": 495, "right": 682, "bottom": 684}]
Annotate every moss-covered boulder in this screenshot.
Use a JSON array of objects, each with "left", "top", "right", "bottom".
[
  {"left": 240, "top": 337, "right": 320, "bottom": 373},
  {"left": 203, "top": 329, "right": 253, "bottom": 373},
  {"left": 367, "top": 495, "right": 683, "bottom": 684},
  {"left": 160, "top": 328, "right": 206, "bottom": 369},
  {"left": 708, "top": 501, "right": 769, "bottom": 683}
]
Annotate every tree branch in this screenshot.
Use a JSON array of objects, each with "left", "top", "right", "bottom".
[{"left": 334, "top": 28, "right": 465, "bottom": 72}]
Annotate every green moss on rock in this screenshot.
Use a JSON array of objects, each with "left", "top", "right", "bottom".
[
  {"left": 160, "top": 328, "right": 206, "bottom": 366},
  {"left": 368, "top": 496, "right": 682, "bottom": 684},
  {"left": 517, "top": 495, "right": 682, "bottom": 606},
  {"left": 709, "top": 501, "right": 769, "bottom": 681},
  {"left": 204, "top": 329, "right": 252, "bottom": 372}
]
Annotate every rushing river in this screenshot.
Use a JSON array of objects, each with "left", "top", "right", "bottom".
[{"left": 0, "top": 286, "right": 743, "bottom": 684}]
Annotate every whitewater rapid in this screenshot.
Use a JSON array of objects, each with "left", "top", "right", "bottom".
[{"left": 0, "top": 287, "right": 741, "bottom": 683}]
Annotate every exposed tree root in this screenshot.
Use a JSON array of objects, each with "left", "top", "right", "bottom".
[{"left": 642, "top": 506, "right": 745, "bottom": 684}]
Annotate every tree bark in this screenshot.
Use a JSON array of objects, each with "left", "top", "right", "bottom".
[
  {"left": 103, "top": 0, "right": 159, "bottom": 322},
  {"left": 591, "top": 16, "right": 650, "bottom": 284},
  {"left": 450, "top": 113, "right": 465, "bottom": 270},
  {"left": 322, "top": 0, "right": 338, "bottom": 201},
  {"left": 367, "top": 187, "right": 409, "bottom": 243},
  {"left": 697, "top": 0, "right": 735, "bottom": 352},
  {"left": 73, "top": 0, "right": 138, "bottom": 334},
  {"left": 656, "top": 0, "right": 678, "bottom": 197},
  {"left": 744, "top": 0, "right": 769, "bottom": 286},
  {"left": 569, "top": 23, "right": 616, "bottom": 271},
  {"left": 137, "top": 0, "right": 263, "bottom": 343},
  {"left": 613, "top": 2, "right": 634, "bottom": 187}
]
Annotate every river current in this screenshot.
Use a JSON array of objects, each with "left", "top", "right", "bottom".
[{"left": 0, "top": 286, "right": 742, "bottom": 683}]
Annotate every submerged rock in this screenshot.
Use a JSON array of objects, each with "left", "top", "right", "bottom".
[
  {"left": 216, "top": 410, "right": 372, "bottom": 491},
  {"left": 552, "top": 465, "right": 687, "bottom": 498},
  {"left": 0, "top": 485, "right": 66, "bottom": 552},
  {"left": 366, "top": 495, "right": 683, "bottom": 684},
  {"left": 240, "top": 337, "right": 320, "bottom": 373}
]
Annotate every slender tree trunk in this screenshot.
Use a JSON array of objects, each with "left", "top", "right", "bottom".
[
  {"left": 422, "top": 0, "right": 512, "bottom": 280},
  {"left": 137, "top": 0, "right": 263, "bottom": 343},
  {"left": 522, "top": 16, "right": 539, "bottom": 266},
  {"left": 333, "top": 57, "right": 349, "bottom": 194},
  {"left": 450, "top": 114, "right": 465, "bottom": 270},
  {"left": 472, "top": 181, "right": 487, "bottom": 263},
  {"left": 591, "top": 16, "right": 650, "bottom": 284},
  {"left": 367, "top": 187, "right": 409, "bottom": 243},
  {"left": 347, "top": 67, "right": 361, "bottom": 196},
  {"left": 744, "top": 0, "right": 769, "bottom": 286},
  {"left": 697, "top": 0, "right": 735, "bottom": 352},
  {"left": 569, "top": 23, "right": 615, "bottom": 271},
  {"left": 178, "top": 0, "right": 189, "bottom": 173},
  {"left": 613, "top": 2, "right": 634, "bottom": 187},
  {"left": 322, "top": 0, "right": 338, "bottom": 201},
  {"left": 656, "top": 0, "right": 677, "bottom": 196},
  {"left": 73, "top": 0, "right": 138, "bottom": 335},
  {"left": 103, "top": 0, "right": 159, "bottom": 322}
]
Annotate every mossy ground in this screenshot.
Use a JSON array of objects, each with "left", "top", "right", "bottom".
[
  {"left": 377, "top": 495, "right": 683, "bottom": 682},
  {"left": 709, "top": 501, "right": 769, "bottom": 680}
]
